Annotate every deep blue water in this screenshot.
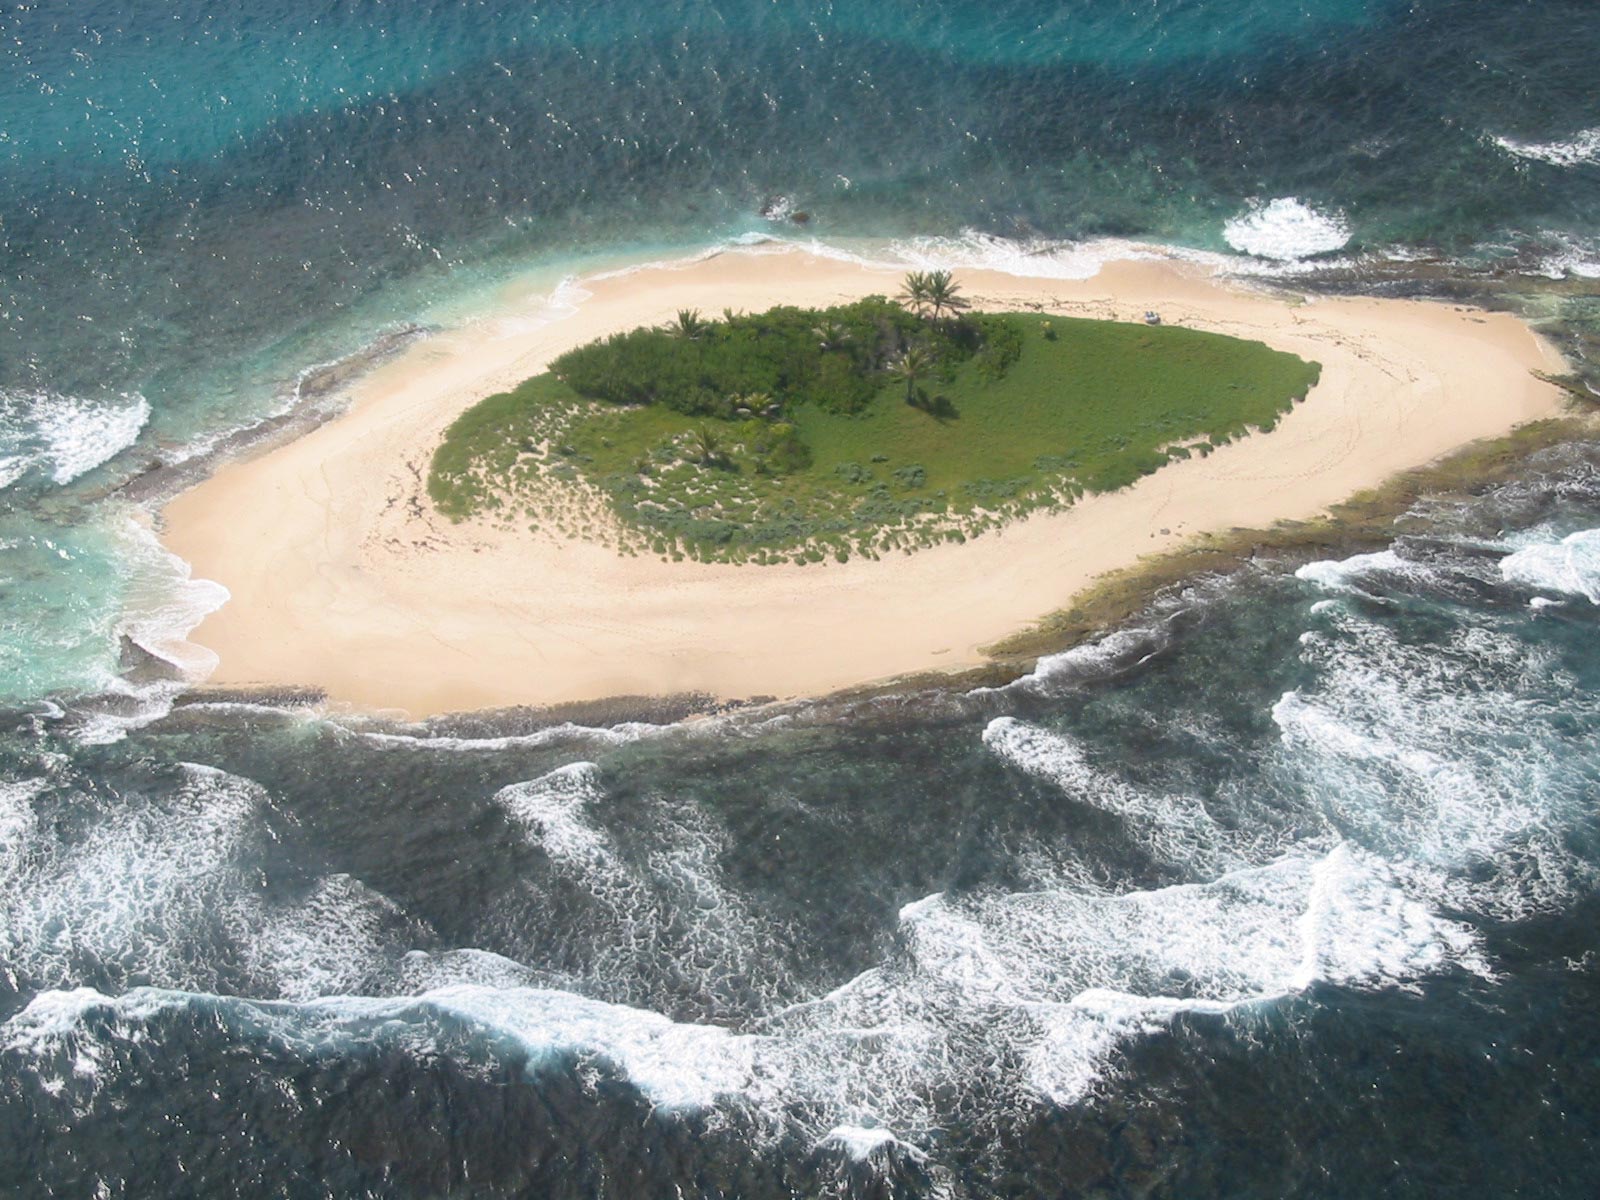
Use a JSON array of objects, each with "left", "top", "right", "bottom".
[{"left": 2, "top": 2, "right": 1600, "bottom": 1195}]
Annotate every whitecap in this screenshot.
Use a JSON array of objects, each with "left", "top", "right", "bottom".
[
  {"left": 0, "top": 777, "right": 48, "bottom": 878},
  {"left": 0, "top": 453, "right": 28, "bottom": 490},
  {"left": 887, "top": 228, "right": 1159, "bottom": 280},
  {"left": 1499, "top": 528, "right": 1600, "bottom": 604},
  {"left": 348, "top": 720, "right": 669, "bottom": 752},
  {"left": 1275, "top": 603, "right": 1600, "bottom": 919},
  {"left": 891, "top": 843, "right": 1483, "bottom": 1105},
  {"left": 0, "top": 390, "right": 150, "bottom": 488},
  {"left": 900, "top": 847, "right": 1480, "bottom": 1009},
  {"left": 1223, "top": 198, "right": 1351, "bottom": 261},
  {"left": 495, "top": 763, "right": 617, "bottom": 868},
  {"left": 290, "top": 986, "right": 747, "bottom": 1110},
  {"left": 815, "top": 1125, "right": 919, "bottom": 1162},
  {"left": 3, "top": 827, "right": 1489, "bottom": 1134},
  {"left": 1529, "top": 233, "right": 1600, "bottom": 280},
  {"left": 810, "top": 1123, "right": 938, "bottom": 1194},
  {"left": 0, "top": 763, "right": 267, "bottom": 995},
  {"left": 1002, "top": 625, "right": 1171, "bottom": 695},
  {"left": 233, "top": 874, "right": 420, "bottom": 1003},
  {"left": 2, "top": 981, "right": 767, "bottom": 1113},
  {"left": 1493, "top": 127, "right": 1600, "bottom": 167},
  {"left": 1295, "top": 548, "right": 1409, "bottom": 593},
  {"left": 398, "top": 948, "right": 549, "bottom": 993},
  {"left": 2, "top": 987, "right": 178, "bottom": 1083},
  {"left": 983, "top": 716, "right": 1230, "bottom": 871}
]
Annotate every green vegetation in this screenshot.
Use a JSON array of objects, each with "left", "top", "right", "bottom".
[{"left": 429, "top": 276, "right": 1321, "bottom": 564}]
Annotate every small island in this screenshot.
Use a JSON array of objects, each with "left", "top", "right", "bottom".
[
  {"left": 159, "top": 250, "right": 1566, "bottom": 715},
  {"left": 429, "top": 271, "right": 1321, "bottom": 563}
]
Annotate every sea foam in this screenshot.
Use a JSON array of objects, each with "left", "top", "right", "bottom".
[
  {"left": 816, "top": 1125, "right": 917, "bottom": 1161},
  {"left": 4, "top": 983, "right": 762, "bottom": 1114},
  {"left": 0, "top": 763, "right": 267, "bottom": 998},
  {"left": 1223, "top": 198, "right": 1351, "bottom": 260},
  {"left": 1493, "top": 127, "right": 1600, "bottom": 167},
  {"left": 983, "top": 716, "right": 1230, "bottom": 871},
  {"left": 238, "top": 874, "right": 420, "bottom": 1003},
  {"left": 63, "top": 517, "right": 230, "bottom": 746},
  {"left": 0, "top": 390, "right": 150, "bottom": 489},
  {"left": 495, "top": 763, "right": 619, "bottom": 869},
  {"left": 1499, "top": 528, "right": 1600, "bottom": 604},
  {"left": 349, "top": 720, "right": 669, "bottom": 753},
  {"left": 885, "top": 229, "right": 1160, "bottom": 280},
  {"left": 1294, "top": 548, "right": 1414, "bottom": 594},
  {"left": 1278, "top": 582, "right": 1600, "bottom": 920},
  {"left": 0, "top": 811, "right": 1498, "bottom": 1145}
]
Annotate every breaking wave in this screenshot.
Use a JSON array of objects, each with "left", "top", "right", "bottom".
[
  {"left": 1493, "top": 127, "right": 1600, "bottom": 167},
  {"left": 1222, "top": 197, "right": 1352, "bottom": 260},
  {"left": 1499, "top": 527, "right": 1600, "bottom": 605},
  {"left": 0, "top": 391, "right": 150, "bottom": 490},
  {"left": 1291, "top": 540, "right": 1600, "bottom": 919}
]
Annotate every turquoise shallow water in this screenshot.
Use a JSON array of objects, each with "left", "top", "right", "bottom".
[{"left": 2, "top": 3, "right": 1600, "bottom": 1194}]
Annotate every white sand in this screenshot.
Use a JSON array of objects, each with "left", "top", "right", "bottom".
[{"left": 160, "top": 245, "right": 1568, "bottom": 716}]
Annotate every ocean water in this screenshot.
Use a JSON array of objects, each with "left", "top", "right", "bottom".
[
  {"left": 3, "top": 445, "right": 1599, "bottom": 1195},
  {"left": 3, "top": 1, "right": 1600, "bottom": 1195},
  {"left": 5, "top": 0, "right": 1600, "bottom": 699}
]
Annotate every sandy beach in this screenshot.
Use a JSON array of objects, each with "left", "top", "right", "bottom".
[{"left": 159, "top": 245, "right": 1568, "bottom": 717}]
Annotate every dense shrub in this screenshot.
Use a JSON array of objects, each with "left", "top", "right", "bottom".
[
  {"left": 548, "top": 297, "right": 988, "bottom": 417},
  {"left": 893, "top": 464, "right": 926, "bottom": 489},
  {"left": 747, "top": 421, "right": 811, "bottom": 475},
  {"left": 971, "top": 316, "right": 1024, "bottom": 382}
]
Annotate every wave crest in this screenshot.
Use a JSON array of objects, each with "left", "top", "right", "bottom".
[
  {"left": 1223, "top": 197, "right": 1351, "bottom": 260},
  {"left": 1493, "top": 127, "right": 1600, "bottom": 167},
  {"left": 0, "top": 390, "right": 150, "bottom": 490}
]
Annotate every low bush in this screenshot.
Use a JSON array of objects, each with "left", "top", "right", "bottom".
[{"left": 431, "top": 302, "right": 1321, "bottom": 563}]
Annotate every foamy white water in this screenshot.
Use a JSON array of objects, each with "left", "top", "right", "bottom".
[
  {"left": 1500, "top": 528, "right": 1600, "bottom": 604},
  {"left": 817, "top": 1125, "right": 917, "bottom": 1161},
  {"left": 1223, "top": 197, "right": 1352, "bottom": 260},
  {"left": 886, "top": 228, "right": 1162, "bottom": 279},
  {"left": 1494, "top": 127, "right": 1600, "bottom": 167},
  {"left": 496, "top": 763, "right": 619, "bottom": 868},
  {"left": 349, "top": 720, "right": 671, "bottom": 752},
  {"left": 239, "top": 874, "right": 419, "bottom": 1003},
  {"left": 1285, "top": 545, "right": 1600, "bottom": 918},
  {"left": 0, "top": 764, "right": 265, "bottom": 995},
  {"left": 983, "top": 716, "right": 1232, "bottom": 870},
  {"left": 0, "top": 390, "right": 150, "bottom": 489}
]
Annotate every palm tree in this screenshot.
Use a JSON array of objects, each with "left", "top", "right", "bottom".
[
  {"left": 923, "top": 269, "right": 968, "bottom": 322},
  {"left": 735, "top": 391, "right": 774, "bottom": 416},
  {"left": 898, "top": 271, "right": 932, "bottom": 318},
  {"left": 668, "top": 308, "right": 709, "bottom": 340},
  {"left": 891, "top": 346, "right": 935, "bottom": 404},
  {"left": 813, "top": 319, "right": 852, "bottom": 353},
  {"left": 686, "top": 425, "right": 724, "bottom": 465}
]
